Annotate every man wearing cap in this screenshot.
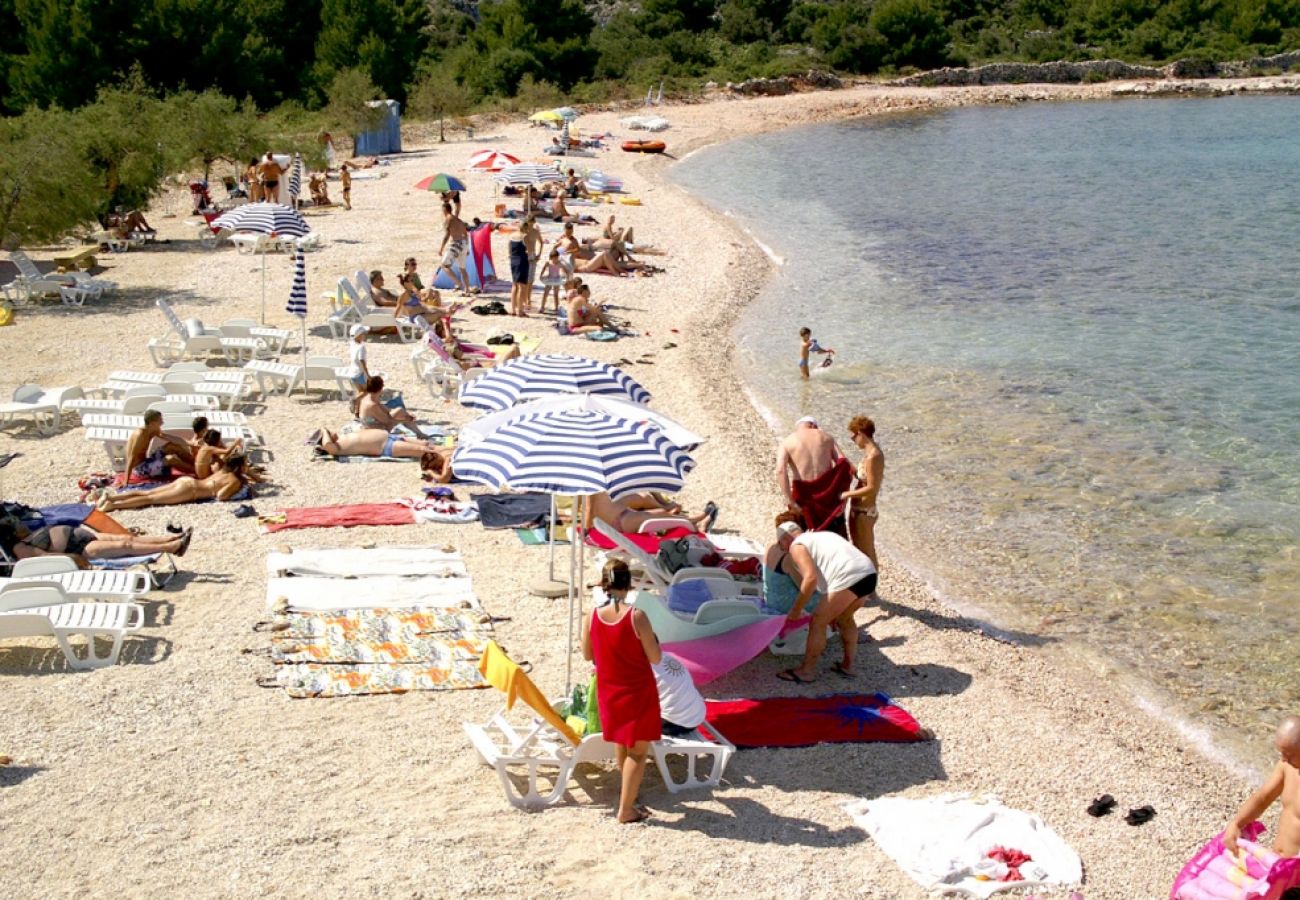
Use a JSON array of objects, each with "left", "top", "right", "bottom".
[
  {"left": 772, "top": 512, "right": 877, "bottom": 683},
  {"left": 777, "top": 416, "right": 851, "bottom": 535},
  {"left": 347, "top": 324, "right": 371, "bottom": 392}
]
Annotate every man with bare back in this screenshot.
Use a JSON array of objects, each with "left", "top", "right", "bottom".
[
  {"left": 777, "top": 416, "right": 852, "bottom": 534},
  {"left": 438, "top": 201, "right": 471, "bottom": 296}
]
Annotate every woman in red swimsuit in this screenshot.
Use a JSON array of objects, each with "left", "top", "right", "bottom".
[{"left": 581, "top": 559, "right": 662, "bottom": 823}]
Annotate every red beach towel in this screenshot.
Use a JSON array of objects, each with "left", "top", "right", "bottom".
[
  {"left": 260, "top": 503, "right": 416, "bottom": 533},
  {"left": 704, "top": 692, "right": 924, "bottom": 748},
  {"left": 790, "top": 457, "right": 852, "bottom": 534}
]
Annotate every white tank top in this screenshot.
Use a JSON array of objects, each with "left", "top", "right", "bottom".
[
  {"left": 652, "top": 652, "right": 705, "bottom": 728},
  {"left": 793, "top": 531, "right": 876, "bottom": 594}
]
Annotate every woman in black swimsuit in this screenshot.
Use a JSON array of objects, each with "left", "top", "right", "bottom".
[{"left": 5, "top": 521, "right": 191, "bottom": 565}]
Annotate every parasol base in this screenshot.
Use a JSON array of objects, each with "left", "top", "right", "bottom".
[{"left": 529, "top": 579, "right": 570, "bottom": 599}]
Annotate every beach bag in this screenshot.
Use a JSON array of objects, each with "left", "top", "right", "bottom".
[
  {"left": 0, "top": 300, "right": 13, "bottom": 327},
  {"left": 657, "top": 535, "right": 714, "bottom": 575}
]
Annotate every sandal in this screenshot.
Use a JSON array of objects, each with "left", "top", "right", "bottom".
[
  {"left": 176, "top": 528, "right": 193, "bottom": 558},
  {"left": 701, "top": 501, "right": 719, "bottom": 533},
  {"left": 1087, "top": 794, "right": 1117, "bottom": 817},
  {"left": 830, "top": 662, "right": 856, "bottom": 679},
  {"left": 777, "top": 668, "right": 813, "bottom": 684},
  {"left": 1124, "top": 805, "right": 1156, "bottom": 826}
]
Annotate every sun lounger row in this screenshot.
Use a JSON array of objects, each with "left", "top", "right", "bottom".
[
  {"left": 148, "top": 299, "right": 292, "bottom": 366},
  {"left": 326, "top": 271, "right": 422, "bottom": 343}
]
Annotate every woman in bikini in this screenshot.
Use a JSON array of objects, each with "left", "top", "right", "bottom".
[
  {"left": 7, "top": 521, "right": 192, "bottom": 565},
  {"left": 355, "top": 376, "right": 428, "bottom": 440},
  {"left": 96, "top": 454, "right": 255, "bottom": 512},
  {"left": 841, "top": 415, "right": 884, "bottom": 568},
  {"left": 584, "top": 492, "right": 718, "bottom": 535},
  {"left": 394, "top": 273, "right": 436, "bottom": 331}
]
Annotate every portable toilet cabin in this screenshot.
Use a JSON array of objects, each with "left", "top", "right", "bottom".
[{"left": 354, "top": 100, "right": 402, "bottom": 156}]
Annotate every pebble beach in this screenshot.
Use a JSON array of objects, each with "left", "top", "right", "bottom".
[{"left": 2, "top": 76, "right": 1294, "bottom": 898}]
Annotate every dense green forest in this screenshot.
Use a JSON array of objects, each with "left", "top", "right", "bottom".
[
  {"left": 2, "top": 0, "right": 1298, "bottom": 114},
  {"left": 1, "top": 0, "right": 1297, "bottom": 245}
]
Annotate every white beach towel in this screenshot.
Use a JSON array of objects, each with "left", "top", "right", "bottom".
[
  {"left": 266, "top": 547, "right": 466, "bottom": 578},
  {"left": 843, "top": 793, "right": 1082, "bottom": 898},
  {"left": 266, "top": 575, "right": 476, "bottom": 612}
]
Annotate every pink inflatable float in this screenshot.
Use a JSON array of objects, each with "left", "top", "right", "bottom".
[{"left": 1171, "top": 823, "right": 1300, "bottom": 900}]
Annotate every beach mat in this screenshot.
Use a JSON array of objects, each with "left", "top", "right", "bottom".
[
  {"left": 274, "top": 660, "right": 486, "bottom": 697},
  {"left": 266, "top": 547, "right": 466, "bottom": 578},
  {"left": 704, "top": 692, "right": 924, "bottom": 748},
  {"left": 260, "top": 503, "right": 417, "bottom": 533},
  {"left": 266, "top": 576, "right": 475, "bottom": 611},
  {"left": 270, "top": 607, "right": 492, "bottom": 664}
]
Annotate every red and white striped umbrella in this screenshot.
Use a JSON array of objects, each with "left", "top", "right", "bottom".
[{"left": 467, "top": 149, "right": 521, "bottom": 172}]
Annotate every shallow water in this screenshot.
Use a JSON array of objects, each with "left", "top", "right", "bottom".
[{"left": 673, "top": 97, "right": 1300, "bottom": 770}]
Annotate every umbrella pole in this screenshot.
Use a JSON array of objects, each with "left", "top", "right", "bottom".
[
  {"left": 548, "top": 494, "right": 557, "bottom": 581},
  {"left": 566, "top": 495, "right": 578, "bottom": 693},
  {"left": 261, "top": 252, "right": 267, "bottom": 324},
  {"left": 300, "top": 318, "right": 307, "bottom": 371}
]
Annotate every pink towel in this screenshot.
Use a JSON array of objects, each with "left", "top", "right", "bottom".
[{"left": 662, "top": 615, "right": 809, "bottom": 684}]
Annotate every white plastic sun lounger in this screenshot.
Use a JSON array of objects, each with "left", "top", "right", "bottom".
[
  {"left": 0, "top": 385, "right": 84, "bottom": 434},
  {"left": 2, "top": 557, "right": 150, "bottom": 600},
  {"left": 0, "top": 584, "right": 145, "bottom": 670},
  {"left": 266, "top": 547, "right": 467, "bottom": 578},
  {"left": 266, "top": 575, "right": 477, "bottom": 612},
  {"left": 592, "top": 519, "right": 760, "bottom": 598}
]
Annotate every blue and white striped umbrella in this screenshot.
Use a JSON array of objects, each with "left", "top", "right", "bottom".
[
  {"left": 457, "top": 354, "right": 650, "bottom": 411},
  {"left": 451, "top": 409, "right": 694, "bottom": 498},
  {"left": 211, "top": 202, "right": 310, "bottom": 237},
  {"left": 288, "top": 154, "right": 302, "bottom": 202},
  {"left": 287, "top": 250, "right": 307, "bottom": 318},
  {"left": 492, "top": 164, "right": 563, "bottom": 187}
]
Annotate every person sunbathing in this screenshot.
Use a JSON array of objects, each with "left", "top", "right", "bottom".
[
  {"left": 394, "top": 274, "right": 435, "bottom": 330},
  {"left": 565, "top": 292, "right": 610, "bottom": 335},
  {"left": 565, "top": 169, "right": 589, "bottom": 199},
  {"left": 548, "top": 195, "right": 595, "bottom": 225},
  {"left": 121, "top": 410, "right": 195, "bottom": 485},
  {"left": 317, "top": 424, "right": 448, "bottom": 465},
  {"left": 585, "top": 492, "right": 718, "bottom": 535},
  {"left": 355, "top": 376, "right": 428, "bottom": 440},
  {"left": 96, "top": 454, "right": 255, "bottom": 512},
  {"left": 429, "top": 329, "right": 519, "bottom": 371},
  {"left": 369, "top": 270, "right": 399, "bottom": 307},
  {"left": 192, "top": 429, "right": 243, "bottom": 478},
  {"left": 5, "top": 520, "right": 192, "bottom": 567},
  {"left": 574, "top": 246, "right": 652, "bottom": 277}
]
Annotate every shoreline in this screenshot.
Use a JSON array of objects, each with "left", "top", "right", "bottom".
[
  {"left": 647, "top": 80, "right": 1286, "bottom": 784},
  {"left": 0, "top": 77, "right": 1287, "bottom": 897}
]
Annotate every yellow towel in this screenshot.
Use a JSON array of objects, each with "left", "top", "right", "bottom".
[{"left": 479, "top": 641, "right": 580, "bottom": 745}]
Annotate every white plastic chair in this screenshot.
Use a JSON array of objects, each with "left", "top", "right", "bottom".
[{"left": 3, "top": 557, "right": 150, "bottom": 601}]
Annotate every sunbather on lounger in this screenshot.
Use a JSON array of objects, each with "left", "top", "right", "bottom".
[
  {"left": 548, "top": 195, "right": 595, "bottom": 225},
  {"left": 96, "top": 455, "right": 255, "bottom": 511},
  {"left": 3, "top": 521, "right": 191, "bottom": 566},
  {"left": 585, "top": 492, "right": 718, "bottom": 534}
]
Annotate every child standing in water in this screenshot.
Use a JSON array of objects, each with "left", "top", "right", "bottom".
[
  {"left": 581, "top": 559, "right": 662, "bottom": 824},
  {"left": 798, "top": 327, "right": 835, "bottom": 379}
]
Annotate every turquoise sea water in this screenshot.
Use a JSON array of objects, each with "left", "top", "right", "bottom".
[{"left": 672, "top": 97, "right": 1300, "bottom": 769}]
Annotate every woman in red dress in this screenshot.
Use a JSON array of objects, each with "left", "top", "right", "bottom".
[{"left": 581, "top": 559, "right": 662, "bottom": 823}]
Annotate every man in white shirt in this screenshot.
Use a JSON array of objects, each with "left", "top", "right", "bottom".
[{"left": 772, "top": 513, "right": 877, "bottom": 684}]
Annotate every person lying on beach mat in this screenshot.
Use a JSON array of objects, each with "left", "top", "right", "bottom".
[
  {"left": 314, "top": 427, "right": 454, "bottom": 483},
  {"left": 92, "top": 454, "right": 262, "bottom": 512}
]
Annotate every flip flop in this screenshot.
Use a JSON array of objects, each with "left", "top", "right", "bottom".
[
  {"left": 1124, "top": 805, "right": 1156, "bottom": 826},
  {"left": 830, "top": 662, "right": 856, "bottom": 679},
  {"left": 176, "top": 529, "right": 193, "bottom": 557},
  {"left": 777, "top": 668, "right": 813, "bottom": 684},
  {"left": 702, "top": 501, "right": 719, "bottom": 533},
  {"left": 617, "top": 808, "right": 651, "bottom": 825},
  {"left": 1087, "top": 794, "right": 1117, "bottom": 817}
]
